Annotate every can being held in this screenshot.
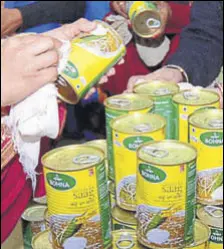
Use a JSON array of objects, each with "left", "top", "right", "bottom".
[
  {"left": 112, "top": 230, "right": 145, "bottom": 249},
  {"left": 189, "top": 108, "right": 223, "bottom": 205},
  {"left": 185, "top": 220, "right": 210, "bottom": 249},
  {"left": 105, "top": 94, "right": 154, "bottom": 181},
  {"left": 22, "top": 205, "right": 47, "bottom": 249},
  {"left": 134, "top": 80, "right": 180, "bottom": 139},
  {"left": 173, "top": 89, "right": 220, "bottom": 142},
  {"left": 112, "top": 112, "right": 166, "bottom": 211},
  {"left": 197, "top": 206, "right": 223, "bottom": 249},
  {"left": 57, "top": 20, "right": 126, "bottom": 104},
  {"left": 112, "top": 206, "right": 137, "bottom": 231},
  {"left": 127, "top": 1, "right": 162, "bottom": 38},
  {"left": 136, "top": 140, "right": 197, "bottom": 248},
  {"left": 42, "top": 145, "right": 112, "bottom": 249},
  {"left": 32, "top": 230, "right": 52, "bottom": 249}
]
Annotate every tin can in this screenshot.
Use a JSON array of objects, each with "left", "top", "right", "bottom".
[
  {"left": 42, "top": 145, "right": 112, "bottom": 249},
  {"left": 85, "top": 139, "right": 108, "bottom": 177},
  {"left": 109, "top": 180, "right": 116, "bottom": 208},
  {"left": 189, "top": 108, "right": 223, "bottom": 205},
  {"left": 112, "top": 112, "right": 166, "bottom": 211},
  {"left": 32, "top": 231, "right": 52, "bottom": 249},
  {"left": 134, "top": 80, "right": 180, "bottom": 139},
  {"left": 185, "top": 220, "right": 210, "bottom": 249},
  {"left": 112, "top": 205, "right": 137, "bottom": 231},
  {"left": 22, "top": 205, "right": 47, "bottom": 249},
  {"left": 56, "top": 20, "right": 126, "bottom": 104},
  {"left": 112, "top": 230, "right": 145, "bottom": 249},
  {"left": 33, "top": 196, "right": 47, "bottom": 205},
  {"left": 173, "top": 89, "right": 220, "bottom": 142},
  {"left": 32, "top": 230, "right": 52, "bottom": 249},
  {"left": 105, "top": 94, "right": 154, "bottom": 181},
  {"left": 136, "top": 140, "right": 197, "bottom": 248},
  {"left": 197, "top": 206, "right": 223, "bottom": 249},
  {"left": 44, "top": 209, "right": 50, "bottom": 229},
  {"left": 127, "top": 1, "right": 162, "bottom": 38}
]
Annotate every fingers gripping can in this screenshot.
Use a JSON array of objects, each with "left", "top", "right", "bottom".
[
  {"left": 136, "top": 140, "right": 197, "bottom": 248},
  {"left": 189, "top": 109, "right": 223, "bottom": 205},
  {"left": 173, "top": 89, "right": 220, "bottom": 143},
  {"left": 127, "top": 1, "right": 162, "bottom": 38},
  {"left": 197, "top": 206, "right": 223, "bottom": 249},
  {"left": 112, "top": 112, "right": 166, "bottom": 211},
  {"left": 134, "top": 80, "right": 180, "bottom": 139},
  {"left": 42, "top": 145, "right": 112, "bottom": 249},
  {"left": 105, "top": 94, "right": 154, "bottom": 182},
  {"left": 57, "top": 20, "right": 126, "bottom": 104}
]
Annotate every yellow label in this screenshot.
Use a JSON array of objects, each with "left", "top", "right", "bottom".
[
  {"left": 189, "top": 125, "right": 223, "bottom": 204},
  {"left": 129, "top": 1, "right": 157, "bottom": 20},
  {"left": 44, "top": 163, "right": 111, "bottom": 248},
  {"left": 177, "top": 103, "right": 219, "bottom": 142},
  {"left": 113, "top": 129, "right": 165, "bottom": 211},
  {"left": 61, "top": 22, "right": 125, "bottom": 99},
  {"left": 209, "top": 228, "right": 223, "bottom": 249},
  {"left": 136, "top": 160, "right": 197, "bottom": 248}
]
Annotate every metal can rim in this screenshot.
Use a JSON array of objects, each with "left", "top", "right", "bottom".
[
  {"left": 22, "top": 205, "right": 47, "bottom": 222},
  {"left": 172, "top": 89, "right": 220, "bottom": 107},
  {"left": 41, "top": 145, "right": 105, "bottom": 172},
  {"left": 134, "top": 81, "right": 180, "bottom": 97},
  {"left": 31, "top": 230, "right": 52, "bottom": 249},
  {"left": 112, "top": 206, "right": 137, "bottom": 226},
  {"left": 137, "top": 140, "right": 197, "bottom": 166},
  {"left": 111, "top": 112, "right": 166, "bottom": 135}
]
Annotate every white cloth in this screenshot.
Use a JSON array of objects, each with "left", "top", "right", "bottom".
[{"left": 1, "top": 40, "right": 71, "bottom": 192}]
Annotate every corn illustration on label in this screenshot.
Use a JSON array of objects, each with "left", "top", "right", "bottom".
[
  {"left": 44, "top": 162, "right": 111, "bottom": 249},
  {"left": 136, "top": 160, "right": 197, "bottom": 248},
  {"left": 58, "top": 21, "right": 126, "bottom": 104},
  {"left": 209, "top": 227, "right": 223, "bottom": 249}
]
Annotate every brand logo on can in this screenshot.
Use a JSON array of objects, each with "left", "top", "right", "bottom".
[
  {"left": 123, "top": 136, "right": 153, "bottom": 151},
  {"left": 47, "top": 173, "right": 76, "bottom": 191},
  {"left": 210, "top": 228, "right": 223, "bottom": 244},
  {"left": 200, "top": 132, "right": 223, "bottom": 147},
  {"left": 63, "top": 61, "right": 79, "bottom": 79},
  {"left": 139, "top": 164, "right": 167, "bottom": 183}
]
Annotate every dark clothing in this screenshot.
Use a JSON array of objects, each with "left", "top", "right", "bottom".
[
  {"left": 167, "top": 1, "right": 223, "bottom": 87},
  {"left": 17, "top": 1, "right": 86, "bottom": 32}
]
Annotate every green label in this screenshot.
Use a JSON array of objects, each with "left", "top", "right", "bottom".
[
  {"left": 96, "top": 163, "right": 112, "bottom": 247},
  {"left": 47, "top": 173, "right": 76, "bottom": 191},
  {"left": 106, "top": 108, "right": 127, "bottom": 180},
  {"left": 113, "top": 223, "right": 135, "bottom": 231},
  {"left": 153, "top": 96, "right": 177, "bottom": 139},
  {"left": 62, "top": 61, "right": 79, "bottom": 79},
  {"left": 123, "top": 136, "right": 153, "bottom": 151},
  {"left": 139, "top": 164, "right": 167, "bottom": 183},
  {"left": 184, "top": 161, "right": 197, "bottom": 244},
  {"left": 210, "top": 228, "right": 223, "bottom": 244},
  {"left": 200, "top": 132, "right": 223, "bottom": 147}
]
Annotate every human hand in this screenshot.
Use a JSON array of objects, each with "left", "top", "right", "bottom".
[
  {"left": 1, "top": 8, "right": 23, "bottom": 37},
  {"left": 1, "top": 34, "right": 60, "bottom": 106},
  {"left": 126, "top": 67, "right": 183, "bottom": 93},
  {"left": 111, "top": 1, "right": 128, "bottom": 19},
  {"left": 45, "top": 18, "right": 97, "bottom": 41}
]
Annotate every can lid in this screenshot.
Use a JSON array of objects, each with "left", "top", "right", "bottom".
[
  {"left": 138, "top": 140, "right": 197, "bottom": 166},
  {"left": 173, "top": 89, "right": 220, "bottom": 106},
  {"left": 105, "top": 94, "right": 153, "bottom": 111},
  {"left": 112, "top": 230, "right": 144, "bottom": 249},
  {"left": 111, "top": 113, "right": 166, "bottom": 134},
  {"left": 42, "top": 145, "right": 104, "bottom": 171},
  {"left": 189, "top": 108, "right": 223, "bottom": 130},
  {"left": 134, "top": 81, "right": 179, "bottom": 97},
  {"left": 85, "top": 140, "right": 107, "bottom": 158},
  {"left": 186, "top": 220, "right": 210, "bottom": 247},
  {"left": 112, "top": 206, "right": 137, "bottom": 226},
  {"left": 22, "top": 205, "right": 47, "bottom": 222},
  {"left": 132, "top": 10, "right": 162, "bottom": 38},
  {"left": 197, "top": 206, "right": 223, "bottom": 229},
  {"left": 32, "top": 230, "right": 52, "bottom": 249}
]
